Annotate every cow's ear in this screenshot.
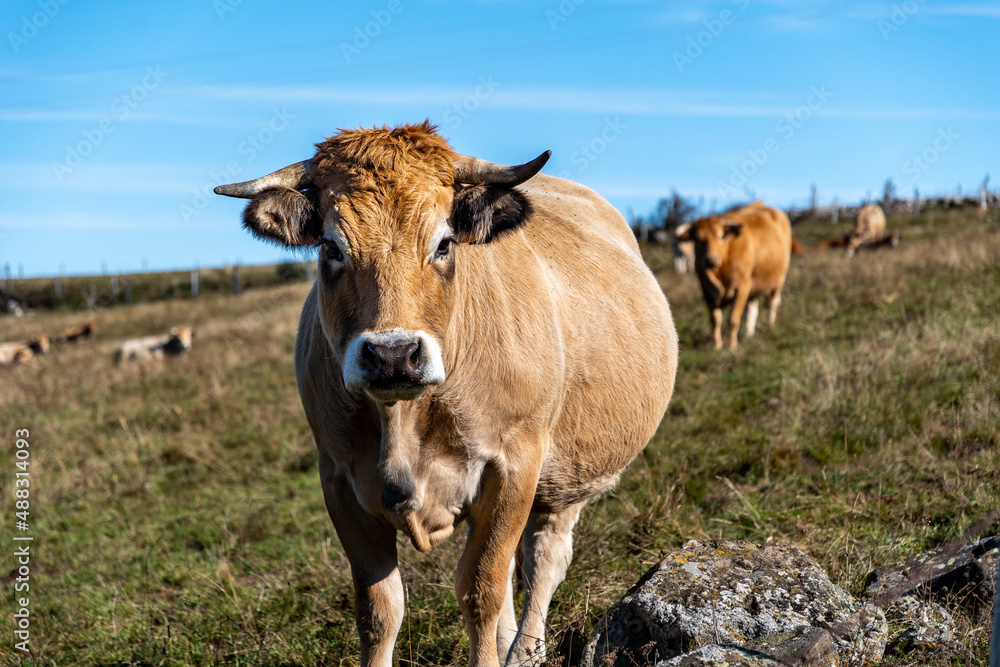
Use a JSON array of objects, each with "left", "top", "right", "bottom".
[
  {"left": 241, "top": 187, "right": 322, "bottom": 247},
  {"left": 451, "top": 185, "right": 532, "bottom": 244},
  {"left": 673, "top": 222, "right": 692, "bottom": 241},
  {"left": 722, "top": 221, "right": 743, "bottom": 238}
]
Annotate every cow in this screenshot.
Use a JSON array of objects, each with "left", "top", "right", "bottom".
[
  {"left": 820, "top": 229, "right": 899, "bottom": 252},
  {"left": 0, "top": 334, "right": 49, "bottom": 366},
  {"left": 58, "top": 321, "right": 97, "bottom": 343},
  {"left": 846, "top": 203, "right": 886, "bottom": 257},
  {"left": 113, "top": 326, "right": 193, "bottom": 364},
  {"left": 674, "top": 201, "right": 792, "bottom": 350},
  {"left": 214, "top": 122, "right": 678, "bottom": 667}
]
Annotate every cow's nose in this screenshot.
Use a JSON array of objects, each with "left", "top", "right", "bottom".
[
  {"left": 382, "top": 480, "right": 416, "bottom": 514},
  {"left": 361, "top": 340, "right": 422, "bottom": 382},
  {"left": 705, "top": 255, "right": 721, "bottom": 268}
]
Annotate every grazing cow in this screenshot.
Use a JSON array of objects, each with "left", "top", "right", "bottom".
[
  {"left": 674, "top": 201, "right": 792, "bottom": 350},
  {"left": 0, "top": 334, "right": 49, "bottom": 366},
  {"left": 846, "top": 203, "right": 886, "bottom": 257},
  {"left": 821, "top": 228, "right": 899, "bottom": 252},
  {"left": 214, "top": 122, "right": 678, "bottom": 667},
  {"left": 58, "top": 321, "right": 97, "bottom": 343},
  {"left": 114, "top": 326, "right": 193, "bottom": 363}
]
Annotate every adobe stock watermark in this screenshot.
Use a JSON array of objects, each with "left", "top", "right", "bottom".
[
  {"left": 673, "top": 0, "right": 750, "bottom": 73},
  {"left": 557, "top": 117, "right": 627, "bottom": 179},
  {"left": 8, "top": 0, "right": 71, "bottom": 53},
  {"left": 546, "top": 0, "right": 585, "bottom": 31},
  {"left": 877, "top": 0, "right": 928, "bottom": 40},
  {"left": 902, "top": 127, "right": 959, "bottom": 185},
  {"left": 213, "top": 0, "right": 242, "bottom": 20},
  {"left": 340, "top": 0, "right": 403, "bottom": 63},
  {"left": 443, "top": 76, "right": 500, "bottom": 131},
  {"left": 716, "top": 85, "right": 832, "bottom": 199},
  {"left": 51, "top": 66, "right": 167, "bottom": 182},
  {"left": 179, "top": 107, "right": 295, "bottom": 223}
]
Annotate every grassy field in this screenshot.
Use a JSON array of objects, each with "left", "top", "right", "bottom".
[{"left": 2, "top": 204, "right": 998, "bottom": 666}]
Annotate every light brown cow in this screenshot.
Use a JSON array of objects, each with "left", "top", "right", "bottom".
[
  {"left": 846, "top": 203, "right": 886, "bottom": 257},
  {"left": 674, "top": 201, "right": 792, "bottom": 350},
  {"left": 113, "top": 327, "right": 193, "bottom": 363},
  {"left": 0, "top": 334, "right": 49, "bottom": 366},
  {"left": 58, "top": 321, "right": 97, "bottom": 343},
  {"left": 215, "top": 122, "right": 678, "bottom": 667}
]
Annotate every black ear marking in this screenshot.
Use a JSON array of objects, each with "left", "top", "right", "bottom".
[
  {"left": 451, "top": 185, "right": 533, "bottom": 244},
  {"left": 241, "top": 187, "right": 322, "bottom": 247}
]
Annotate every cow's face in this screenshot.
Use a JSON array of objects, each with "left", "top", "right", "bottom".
[
  {"left": 675, "top": 216, "right": 742, "bottom": 270},
  {"left": 216, "top": 123, "right": 549, "bottom": 404},
  {"left": 314, "top": 178, "right": 457, "bottom": 403}
]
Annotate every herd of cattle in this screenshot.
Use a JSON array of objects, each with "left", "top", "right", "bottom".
[{"left": 0, "top": 321, "right": 194, "bottom": 367}]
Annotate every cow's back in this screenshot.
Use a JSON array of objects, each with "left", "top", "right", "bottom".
[{"left": 854, "top": 204, "right": 886, "bottom": 242}]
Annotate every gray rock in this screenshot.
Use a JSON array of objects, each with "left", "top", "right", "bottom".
[
  {"left": 883, "top": 596, "right": 954, "bottom": 659},
  {"left": 864, "top": 535, "right": 999, "bottom": 614},
  {"left": 653, "top": 643, "right": 784, "bottom": 666},
  {"left": 743, "top": 626, "right": 838, "bottom": 666},
  {"left": 581, "top": 540, "right": 886, "bottom": 667}
]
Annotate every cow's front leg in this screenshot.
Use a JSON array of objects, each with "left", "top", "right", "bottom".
[
  {"left": 728, "top": 282, "right": 752, "bottom": 350},
  {"left": 319, "top": 452, "right": 403, "bottom": 667},
  {"left": 710, "top": 307, "right": 724, "bottom": 350},
  {"left": 458, "top": 459, "right": 539, "bottom": 667}
]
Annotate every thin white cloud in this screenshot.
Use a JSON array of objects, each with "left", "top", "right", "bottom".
[{"left": 176, "top": 83, "right": 1000, "bottom": 122}]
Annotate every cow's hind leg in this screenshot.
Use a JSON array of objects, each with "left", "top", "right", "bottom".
[
  {"left": 744, "top": 299, "right": 760, "bottom": 338},
  {"left": 497, "top": 555, "right": 518, "bottom": 664},
  {"left": 506, "top": 502, "right": 585, "bottom": 667},
  {"left": 768, "top": 289, "right": 783, "bottom": 327}
]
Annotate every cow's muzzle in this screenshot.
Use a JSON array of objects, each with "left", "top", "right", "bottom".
[{"left": 343, "top": 329, "right": 446, "bottom": 402}]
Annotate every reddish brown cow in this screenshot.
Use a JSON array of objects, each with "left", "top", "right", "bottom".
[
  {"left": 675, "top": 202, "right": 792, "bottom": 350},
  {"left": 214, "top": 123, "right": 678, "bottom": 667},
  {"left": 58, "top": 321, "right": 97, "bottom": 343}
]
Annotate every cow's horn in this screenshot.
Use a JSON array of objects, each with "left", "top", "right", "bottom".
[
  {"left": 453, "top": 150, "right": 551, "bottom": 186},
  {"left": 214, "top": 160, "right": 315, "bottom": 198}
]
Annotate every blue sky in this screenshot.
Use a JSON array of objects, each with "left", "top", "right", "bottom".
[{"left": 2, "top": 0, "right": 998, "bottom": 277}]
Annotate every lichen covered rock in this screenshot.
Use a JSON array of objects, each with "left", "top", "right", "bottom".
[
  {"left": 581, "top": 540, "right": 885, "bottom": 667},
  {"left": 864, "top": 535, "right": 999, "bottom": 614},
  {"left": 883, "top": 596, "right": 954, "bottom": 659}
]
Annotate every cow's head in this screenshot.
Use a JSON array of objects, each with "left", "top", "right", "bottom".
[
  {"left": 216, "top": 122, "right": 549, "bottom": 404},
  {"left": 674, "top": 216, "right": 742, "bottom": 270},
  {"left": 845, "top": 232, "right": 864, "bottom": 257}
]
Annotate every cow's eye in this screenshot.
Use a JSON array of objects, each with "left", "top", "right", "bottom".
[
  {"left": 325, "top": 242, "right": 344, "bottom": 263},
  {"left": 434, "top": 236, "right": 455, "bottom": 261}
]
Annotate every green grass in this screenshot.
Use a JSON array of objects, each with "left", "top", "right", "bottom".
[{"left": 1, "top": 204, "right": 998, "bottom": 666}]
